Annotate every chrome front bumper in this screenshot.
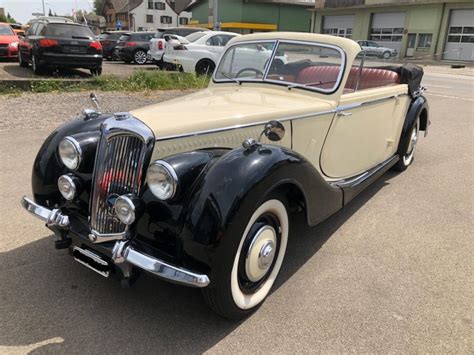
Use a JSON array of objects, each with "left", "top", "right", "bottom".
[{"left": 20, "top": 196, "right": 210, "bottom": 288}]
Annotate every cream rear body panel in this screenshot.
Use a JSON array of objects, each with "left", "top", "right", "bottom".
[{"left": 320, "top": 85, "right": 410, "bottom": 179}]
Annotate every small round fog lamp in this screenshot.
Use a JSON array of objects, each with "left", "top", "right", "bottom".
[
  {"left": 58, "top": 175, "right": 77, "bottom": 200},
  {"left": 114, "top": 195, "right": 136, "bottom": 225}
]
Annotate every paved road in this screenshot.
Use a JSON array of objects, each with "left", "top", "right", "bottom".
[{"left": 0, "top": 73, "right": 472, "bottom": 353}]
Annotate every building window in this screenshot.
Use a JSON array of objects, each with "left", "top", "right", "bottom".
[
  {"left": 161, "top": 16, "right": 172, "bottom": 24},
  {"left": 179, "top": 17, "right": 188, "bottom": 25},
  {"left": 155, "top": 2, "right": 165, "bottom": 10},
  {"left": 148, "top": 1, "right": 154, "bottom": 9},
  {"left": 417, "top": 33, "right": 432, "bottom": 48},
  {"left": 370, "top": 27, "right": 403, "bottom": 42},
  {"left": 447, "top": 26, "right": 474, "bottom": 43},
  {"left": 146, "top": 14, "right": 154, "bottom": 23},
  {"left": 323, "top": 27, "right": 352, "bottom": 38}
]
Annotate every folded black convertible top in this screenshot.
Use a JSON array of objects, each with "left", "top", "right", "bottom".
[{"left": 377, "top": 63, "right": 424, "bottom": 97}]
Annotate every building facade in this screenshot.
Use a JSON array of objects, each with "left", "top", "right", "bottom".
[
  {"left": 102, "top": 0, "right": 192, "bottom": 31},
  {"left": 310, "top": 0, "right": 474, "bottom": 61},
  {"left": 187, "top": 0, "right": 314, "bottom": 33}
]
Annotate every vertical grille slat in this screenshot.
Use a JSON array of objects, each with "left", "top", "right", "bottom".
[{"left": 90, "top": 129, "right": 150, "bottom": 235}]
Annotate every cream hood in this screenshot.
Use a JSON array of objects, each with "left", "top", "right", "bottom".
[{"left": 131, "top": 86, "right": 334, "bottom": 140}]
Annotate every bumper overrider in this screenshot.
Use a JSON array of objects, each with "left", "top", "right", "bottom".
[{"left": 20, "top": 196, "right": 210, "bottom": 287}]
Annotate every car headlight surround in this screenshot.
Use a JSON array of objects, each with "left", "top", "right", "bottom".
[
  {"left": 58, "top": 174, "right": 78, "bottom": 200},
  {"left": 114, "top": 195, "right": 136, "bottom": 225},
  {"left": 9, "top": 41, "right": 18, "bottom": 48},
  {"left": 146, "top": 160, "right": 178, "bottom": 201},
  {"left": 58, "top": 136, "right": 82, "bottom": 170}
]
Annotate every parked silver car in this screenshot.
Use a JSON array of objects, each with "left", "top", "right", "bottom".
[{"left": 357, "top": 40, "right": 397, "bottom": 59}]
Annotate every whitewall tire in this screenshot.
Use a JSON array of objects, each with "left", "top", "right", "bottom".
[{"left": 202, "top": 195, "right": 289, "bottom": 319}]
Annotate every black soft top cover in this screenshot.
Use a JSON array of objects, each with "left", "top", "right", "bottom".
[{"left": 378, "top": 63, "right": 424, "bottom": 97}]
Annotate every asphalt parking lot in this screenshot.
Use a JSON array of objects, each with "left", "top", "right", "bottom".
[{"left": 0, "top": 73, "right": 472, "bottom": 353}]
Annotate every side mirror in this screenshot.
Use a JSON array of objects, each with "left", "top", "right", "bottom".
[{"left": 262, "top": 120, "right": 285, "bottom": 142}]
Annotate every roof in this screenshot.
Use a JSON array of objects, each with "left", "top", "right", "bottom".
[{"left": 229, "top": 31, "right": 361, "bottom": 53}]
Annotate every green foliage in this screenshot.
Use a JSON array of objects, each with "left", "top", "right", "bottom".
[
  {"left": 94, "top": 0, "right": 105, "bottom": 14},
  {"left": 0, "top": 13, "right": 17, "bottom": 23},
  {"left": 1, "top": 71, "right": 210, "bottom": 95}
]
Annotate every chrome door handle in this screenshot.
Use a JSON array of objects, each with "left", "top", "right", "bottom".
[{"left": 337, "top": 111, "right": 352, "bottom": 117}]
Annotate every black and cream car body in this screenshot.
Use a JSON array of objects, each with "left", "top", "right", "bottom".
[{"left": 22, "top": 33, "right": 429, "bottom": 319}]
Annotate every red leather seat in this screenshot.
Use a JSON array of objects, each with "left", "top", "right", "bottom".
[{"left": 295, "top": 65, "right": 400, "bottom": 91}]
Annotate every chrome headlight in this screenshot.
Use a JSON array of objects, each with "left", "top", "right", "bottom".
[
  {"left": 114, "top": 195, "right": 136, "bottom": 225},
  {"left": 146, "top": 161, "right": 178, "bottom": 200},
  {"left": 58, "top": 136, "right": 82, "bottom": 170},
  {"left": 58, "top": 175, "right": 77, "bottom": 200}
]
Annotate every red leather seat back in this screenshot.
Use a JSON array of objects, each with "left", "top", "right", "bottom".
[
  {"left": 345, "top": 67, "right": 400, "bottom": 90},
  {"left": 295, "top": 66, "right": 341, "bottom": 90},
  {"left": 295, "top": 65, "right": 400, "bottom": 91}
]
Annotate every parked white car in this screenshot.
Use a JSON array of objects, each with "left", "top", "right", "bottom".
[
  {"left": 163, "top": 31, "right": 240, "bottom": 74},
  {"left": 147, "top": 27, "right": 210, "bottom": 68}
]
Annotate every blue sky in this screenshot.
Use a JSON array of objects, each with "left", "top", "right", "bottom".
[{"left": 0, "top": 0, "right": 94, "bottom": 24}]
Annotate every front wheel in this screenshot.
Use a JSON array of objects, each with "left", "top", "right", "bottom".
[
  {"left": 18, "top": 51, "right": 28, "bottom": 67},
  {"left": 202, "top": 195, "right": 289, "bottom": 319},
  {"left": 31, "top": 54, "right": 43, "bottom": 75},
  {"left": 195, "top": 59, "right": 215, "bottom": 75}
]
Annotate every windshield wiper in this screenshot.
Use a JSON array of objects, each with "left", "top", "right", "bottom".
[{"left": 218, "top": 72, "right": 241, "bottom": 85}]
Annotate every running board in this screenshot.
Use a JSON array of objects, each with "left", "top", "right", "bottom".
[{"left": 331, "top": 155, "right": 399, "bottom": 205}]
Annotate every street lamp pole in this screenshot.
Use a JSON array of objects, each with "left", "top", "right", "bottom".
[{"left": 42, "top": 0, "right": 46, "bottom": 15}]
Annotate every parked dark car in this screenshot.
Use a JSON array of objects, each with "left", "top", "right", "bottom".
[
  {"left": 18, "top": 18, "right": 103, "bottom": 75},
  {"left": 99, "top": 30, "right": 126, "bottom": 60},
  {"left": 113, "top": 32, "right": 155, "bottom": 65}
]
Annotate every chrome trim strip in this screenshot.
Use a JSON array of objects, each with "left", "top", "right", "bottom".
[
  {"left": 156, "top": 109, "right": 336, "bottom": 141},
  {"left": 73, "top": 246, "right": 110, "bottom": 278},
  {"left": 21, "top": 196, "right": 69, "bottom": 228},
  {"left": 337, "top": 93, "right": 408, "bottom": 112},
  {"left": 88, "top": 229, "right": 127, "bottom": 243},
  {"left": 331, "top": 155, "right": 399, "bottom": 188},
  {"left": 122, "top": 245, "right": 210, "bottom": 287}
]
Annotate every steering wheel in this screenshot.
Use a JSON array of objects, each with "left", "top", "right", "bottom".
[{"left": 236, "top": 68, "right": 264, "bottom": 78}]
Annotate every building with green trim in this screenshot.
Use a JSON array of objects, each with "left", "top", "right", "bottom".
[
  {"left": 310, "top": 0, "right": 474, "bottom": 61},
  {"left": 186, "top": 0, "right": 314, "bottom": 33}
]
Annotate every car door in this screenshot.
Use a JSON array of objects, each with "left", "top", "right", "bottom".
[
  {"left": 205, "top": 35, "right": 235, "bottom": 61},
  {"left": 367, "top": 41, "right": 381, "bottom": 56},
  {"left": 19, "top": 22, "right": 39, "bottom": 61},
  {"left": 320, "top": 81, "right": 410, "bottom": 179}
]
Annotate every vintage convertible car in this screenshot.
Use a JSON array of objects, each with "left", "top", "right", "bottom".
[{"left": 21, "top": 32, "right": 429, "bottom": 319}]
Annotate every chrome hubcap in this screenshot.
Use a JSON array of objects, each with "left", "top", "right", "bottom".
[
  {"left": 245, "top": 226, "right": 277, "bottom": 282},
  {"left": 403, "top": 120, "right": 419, "bottom": 166},
  {"left": 135, "top": 51, "right": 146, "bottom": 64}
]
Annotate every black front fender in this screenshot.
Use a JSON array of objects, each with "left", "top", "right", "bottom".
[
  {"left": 398, "top": 95, "right": 429, "bottom": 156},
  {"left": 179, "top": 144, "right": 343, "bottom": 274}
]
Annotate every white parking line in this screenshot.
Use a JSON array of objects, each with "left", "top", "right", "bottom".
[
  {"left": 425, "top": 84, "right": 453, "bottom": 89},
  {"left": 425, "top": 92, "right": 474, "bottom": 101}
]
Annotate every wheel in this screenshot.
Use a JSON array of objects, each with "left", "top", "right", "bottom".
[
  {"left": 133, "top": 49, "right": 147, "bottom": 65},
  {"left": 90, "top": 66, "right": 102, "bottom": 76},
  {"left": 195, "top": 59, "right": 215, "bottom": 75},
  {"left": 382, "top": 51, "right": 391, "bottom": 59},
  {"left": 18, "top": 51, "right": 28, "bottom": 67},
  {"left": 393, "top": 117, "right": 420, "bottom": 171},
  {"left": 31, "top": 53, "right": 43, "bottom": 75},
  {"left": 202, "top": 194, "right": 289, "bottom": 319}
]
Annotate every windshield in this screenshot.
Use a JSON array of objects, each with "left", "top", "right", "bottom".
[
  {"left": 45, "top": 24, "right": 94, "bottom": 39},
  {"left": 0, "top": 25, "right": 14, "bottom": 36},
  {"left": 186, "top": 32, "right": 206, "bottom": 43},
  {"left": 215, "top": 41, "right": 344, "bottom": 93}
]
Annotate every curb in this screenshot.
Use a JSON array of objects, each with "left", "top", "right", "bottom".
[{"left": 0, "top": 78, "right": 88, "bottom": 91}]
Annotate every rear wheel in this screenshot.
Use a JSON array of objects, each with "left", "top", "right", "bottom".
[
  {"left": 393, "top": 117, "right": 420, "bottom": 171},
  {"left": 90, "top": 66, "right": 102, "bottom": 76},
  {"left": 195, "top": 59, "right": 215, "bottom": 75},
  {"left": 202, "top": 194, "right": 289, "bottom": 319},
  {"left": 133, "top": 49, "right": 147, "bottom": 65},
  {"left": 18, "top": 51, "right": 28, "bottom": 67},
  {"left": 31, "top": 54, "right": 43, "bottom": 75}
]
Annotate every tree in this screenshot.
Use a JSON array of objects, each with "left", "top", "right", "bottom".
[
  {"left": 94, "top": 0, "right": 104, "bottom": 15},
  {"left": 48, "top": 8, "right": 53, "bottom": 17},
  {"left": 6, "top": 12, "right": 17, "bottom": 23}
]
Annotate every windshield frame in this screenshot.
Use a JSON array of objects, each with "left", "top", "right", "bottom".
[{"left": 213, "top": 39, "right": 347, "bottom": 95}]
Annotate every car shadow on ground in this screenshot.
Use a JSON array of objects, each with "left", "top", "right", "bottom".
[
  {"left": 0, "top": 171, "right": 398, "bottom": 353},
  {"left": 2, "top": 63, "right": 91, "bottom": 79}
]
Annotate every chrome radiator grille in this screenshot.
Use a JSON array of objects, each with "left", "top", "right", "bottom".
[{"left": 89, "top": 116, "right": 154, "bottom": 236}]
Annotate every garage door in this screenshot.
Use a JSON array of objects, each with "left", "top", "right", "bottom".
[
  {"left": 443, "top": 9, "right": 474, "bottom": 61},
  {"left": 322, "top": 15, "right": 354, "bottom": 38},
  {"left": 370, "top": 12, "right": 406, "bottom": 56}
]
